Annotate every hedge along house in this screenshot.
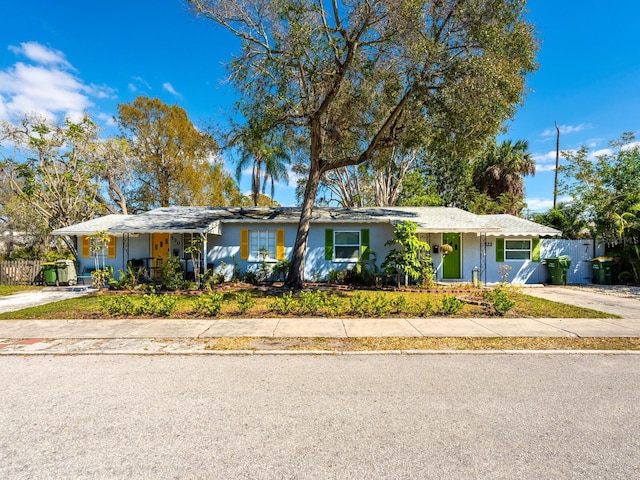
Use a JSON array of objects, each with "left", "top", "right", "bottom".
[{"left": 52, "top": 206, "right": 561, "bottom": 285}]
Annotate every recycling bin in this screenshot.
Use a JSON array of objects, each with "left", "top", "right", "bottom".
[
  {"left": 544, "top": 255, "right": 571, "bottom": 285},
  {"left": 590, "top": 257, "right": 614, "bottom": 285},
  {"left": 55, "top": 259, "right": 78, "bottom": 286},
  {"left": 42, "top": 262, "right": 58, "bottom": 286}
]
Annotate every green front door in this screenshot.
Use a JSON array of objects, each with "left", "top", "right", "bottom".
[{"left": 442, "top": 232, "right": 461, "bottom": 279}]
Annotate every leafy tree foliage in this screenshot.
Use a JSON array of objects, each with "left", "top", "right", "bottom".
[
  {"left": 560, "top": 133, "right": 640, "bottom": 283},
  {"left": 0, "top": 116, "right": 108, "bottom": 256},
  {"left": 189, "top": 0, "right": 537, "bottom": 288},
  {"left": 303, "top": 146, "right": 418, "bottom": 207},
  {"left": 472, "top": 139, "right": 535, "bottom": 215},
  {"left": 560, "top": 133, "right": 640, "bottom": 241},
  {"left": 531, "top": 203, "right": 589, "bottom": 239},
  {"left": 233, "top": 120, "right": 290, "bottom": 207},
  {"left": 381, "top": 221, "right": 432, "bottom": 286},
  {"left": 93, "top": 137, "right": 133, "bottom": 215},
  {"left": 117, "top": 96, "right": 239, "bottom": 210},
  {"left": 396, "top": 138, "right": 534, "bottom": 215}
]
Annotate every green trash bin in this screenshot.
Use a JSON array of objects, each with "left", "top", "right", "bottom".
[
  {"left": 590, "top": 257, "right": 614, "bottom": 285},
  {"left": 544, "top": 256, "right": 571, "bottom": 285},
  {"left": 55, "top": 259, "right": 78, "bottom": 286},
  {"left": 42, "top": 262, "right": 58, "bottom": 286}
]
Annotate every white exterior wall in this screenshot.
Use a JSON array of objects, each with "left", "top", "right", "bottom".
[
  {"left": 483, "top": 235, "right": 541, "bottom": 285},
  {"left": 540, "top": 239, "right": 604, "bottom": 284},
  {"left": 74, "top": 236, "right": 129, "bottom": 277},
  {"left": 206, "top": 223, "right": 300, "bottom": 280},
  {"left": 482, "top": 238, "right": 605, "bottom": 285},
  {"left": 305, "top": 223, "right": 395, "bottom": 280},
  {"left": 206, "top": 222, "right": 396, "bottom": 281}
]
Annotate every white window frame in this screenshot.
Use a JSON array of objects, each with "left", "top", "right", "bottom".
[
  {"left": 334, "top": 230, "right": 361, "bottom": 262},
  {"left": 248, "top": 230, "right": 276, "bottom": 262},
  {"left": 504, "top": 238, "right": 532, "bottom": 261}
]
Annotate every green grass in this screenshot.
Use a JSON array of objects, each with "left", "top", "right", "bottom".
[
  {"left": 510, "top": 292, "right": 614, "bottom": 318},
  {"left": 205, "top": 336, "right": 640, "bottom": 351},
  {"left": 0, "top": 285, "right": 43, "bottom": 297},
  {"left": 0, "top": 287, "right": 618, "bottom": 320}
]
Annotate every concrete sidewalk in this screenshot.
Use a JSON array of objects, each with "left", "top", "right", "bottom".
[
  {"left": 1, "top": 316, "right": 640, "bottom": 340},
  {"left": 1, "top": 316, "right": 640, "bottom": 355}
]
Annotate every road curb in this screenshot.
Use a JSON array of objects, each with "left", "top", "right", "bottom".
[{"left": 2, "top": 349, "right": 640, "bottom": 356}]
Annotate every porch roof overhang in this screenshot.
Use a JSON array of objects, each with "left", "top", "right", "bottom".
[
  {"left": 51, "top": 215, "right": 130, "bottom": 236},
  {"left": 481, "top": 214, "right": 562, "bottom": 237},
  {"left": 386, "top": 207, "right": 500, "bottom": 233}
]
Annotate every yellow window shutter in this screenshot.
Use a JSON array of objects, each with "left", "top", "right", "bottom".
[
  {"left": 108, "top": 236, "right": 116, "bottom": 258},
  {"left": 81, "top": 236, "right": 90, "bottom": 258},
  {"left": 240, "top": 229, "right": 249, "bottom": 260},
  {"left": 276, "top": 229, "right": 285, "bottom": 260}
]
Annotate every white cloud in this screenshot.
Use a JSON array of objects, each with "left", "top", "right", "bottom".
[
  {"left": 0, "top": 42, "right": 114, "bottom": 122},
  {"left": 525, "top": 196, "right": 573, "bottom": 212},
  {"left": 622, "top": 141, "right": 640, "bottom": 151},
  {"left": 162, "top": 82, "right": 181, "bottom": 97},
  {"left": 532, "top": 150, "right": 560, "bottom": 172},
  {"left": 8, "top": 42, "right": 70, "bottom": 68},
  {"left": 541, "top": 123, "right": 591, "bottom": 138},
  {"left": 590, "top": 148, "right": 612, "bottom": 158}
]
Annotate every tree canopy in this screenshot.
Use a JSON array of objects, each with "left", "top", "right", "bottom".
[
  {"left": 190, "top": 0, "right": 538, "bottom": 288},
  {"left": 560, "top": 133, "right": 640, "bottom": 242},
  {"left": 117, "top": 96, "right": 238, "bottom": 210}
]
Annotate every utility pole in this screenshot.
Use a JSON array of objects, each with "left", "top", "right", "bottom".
[{"left": 553, "top": 121, "right": 560, "bottom": 209}]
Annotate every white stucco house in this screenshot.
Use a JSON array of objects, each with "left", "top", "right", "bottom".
[{"left": 52, "top": 206, "right": 561, "bottom": 285}]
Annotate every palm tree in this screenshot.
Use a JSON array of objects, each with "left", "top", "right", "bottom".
[
  {"left": 235, "top": 123, "right": 290, "bottom": 207},
  {"left": 473, "top": 139, "right": 535, "bottom": 215}
]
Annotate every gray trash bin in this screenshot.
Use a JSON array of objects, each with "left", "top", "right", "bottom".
[{"left": 55, "top": 259, "right": 78, "bottom": 286}]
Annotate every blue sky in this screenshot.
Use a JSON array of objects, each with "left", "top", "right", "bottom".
[{"left": 1, "top": 1, "right": 639, "bottom": 212}]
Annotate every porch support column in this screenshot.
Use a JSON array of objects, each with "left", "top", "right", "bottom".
[
  {"left": 123, "top": 233, "right": 130, "bottom": 272},
  {"left": 200, "top": 233, "right": 207, "bottom": 272},
  {"left": 480, "top": 232, "right": 487, "bottom": 285}
]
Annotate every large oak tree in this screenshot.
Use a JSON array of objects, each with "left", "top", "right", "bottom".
[
  {"left": 189, "top": 0, "right": 537, "bottom": 288},
  {"left": 117, "top": 96, "right": 229, "bottom": 210}
]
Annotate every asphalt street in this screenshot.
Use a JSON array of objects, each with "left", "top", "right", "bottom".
[{"left": 1, "top": 355, "right": 639, "bottom": 479}]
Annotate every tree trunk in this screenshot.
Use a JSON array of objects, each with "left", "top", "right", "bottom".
[{"left": 286, "top": 164, "right": 322, "bottom": 289}]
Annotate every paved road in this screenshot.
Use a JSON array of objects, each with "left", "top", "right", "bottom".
[{"left": 1, "top": 355, "right": 638, "bottom": 479}]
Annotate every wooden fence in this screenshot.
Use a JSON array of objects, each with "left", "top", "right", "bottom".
[{"left": 0, "top": 260, "right": 42, "bottom": 285}]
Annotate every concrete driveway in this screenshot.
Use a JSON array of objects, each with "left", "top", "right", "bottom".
[
  {"left": 521, "top": 284, "right": 640, "bottom": 318},
  {"left": 0, "top": 287, "right": 94, "bottom": 314}
]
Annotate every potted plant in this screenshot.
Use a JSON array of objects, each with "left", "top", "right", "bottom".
[{"left": 440, "top": 243, "right": 453, "bottom": 256}]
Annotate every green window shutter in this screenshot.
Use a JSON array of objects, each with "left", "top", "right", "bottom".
[
  {"left": 324, "top": 229, "right": 334, "bottom": 260},
  {"left": 531, "top": 238, "right": 541, "bottom": 262},
  {"left": 360, "top": 229, "right": 370, "bottom": 261},
  {"left": 496, "top": 238, "right": 504, "bottom": 262}
]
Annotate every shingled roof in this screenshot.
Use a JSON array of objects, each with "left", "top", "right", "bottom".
[{"left": 52, "top": 207, "right": 559, "bottom": 236}]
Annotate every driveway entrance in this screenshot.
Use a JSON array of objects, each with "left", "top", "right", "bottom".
[{"left": 521, "top": 285, "right": 640, "bottom": 318}]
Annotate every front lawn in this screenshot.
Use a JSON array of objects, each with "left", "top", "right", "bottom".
[{"left": 0, "top": 286, "right": 617, "bottom": 320}]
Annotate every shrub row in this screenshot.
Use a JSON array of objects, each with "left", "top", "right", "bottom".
[
  {"left": 99, "top": 288, "right": 515, "bottom": 318},
  {"left": 268, "top": 291, "right": 470, "bottom": 317}
]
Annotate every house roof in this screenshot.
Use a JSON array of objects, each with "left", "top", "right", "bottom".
[
  {"left": 51, "top": 215, "right": 129, "bottom": 236},
  {"left": 482, "top": 214, "right": 562, "bottom": 237},
  {"left": 51, "top": 207, "right": 558, "bottom": 237}
]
